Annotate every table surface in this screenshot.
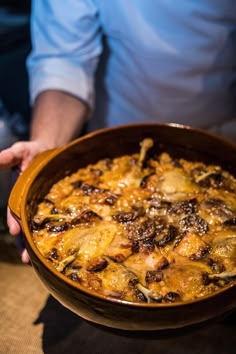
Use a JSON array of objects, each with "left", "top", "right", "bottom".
[{"left": 0, "top": 232, "right": 235, "bottom": 354}]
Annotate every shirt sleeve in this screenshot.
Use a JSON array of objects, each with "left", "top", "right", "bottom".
[{"left": 26, "top": 0, "right": 102, "bottom": 108}]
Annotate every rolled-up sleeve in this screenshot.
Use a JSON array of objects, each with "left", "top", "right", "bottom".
[{"left": 27, "top": 0, "right": 102, "bottom": 108}]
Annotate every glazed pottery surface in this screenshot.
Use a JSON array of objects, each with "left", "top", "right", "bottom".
[{"left": 9, "top": 123, "right": 236, "bottom": 330}]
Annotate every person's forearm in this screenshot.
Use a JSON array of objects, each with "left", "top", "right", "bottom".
[{"left": 30, "top": 90, "right": 89, "bottom": 149}]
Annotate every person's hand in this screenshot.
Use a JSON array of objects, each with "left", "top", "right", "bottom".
[
  {"left": 0, "top": 140, "right": 49, "bottom": 263},
  {"left": 7, "top": 207, "right": 30, "bottom": 263}
]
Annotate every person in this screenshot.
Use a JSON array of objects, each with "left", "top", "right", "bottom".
[{"left": 0, "top": 1, "right": 236, "bottom": 262}]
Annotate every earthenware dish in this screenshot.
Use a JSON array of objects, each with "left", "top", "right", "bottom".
[{"left": 9, "top": 123, "right": 236, "bottom": 330}]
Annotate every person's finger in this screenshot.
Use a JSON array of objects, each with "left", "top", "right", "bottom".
[
  {"left": 7, "top": 207, "right": 21, "bottom": 236},
  {"left": 0, "top": 141, "right": 41, "bottom": 172},
  {"left": 0, "top": 147, "right": 21, "bottom": 170},
  {"left": 7, "top": 210, "right": 30, "bottom": 263},
  {"left": 21, "top": 248, "right": 30, "bottom": 264}
]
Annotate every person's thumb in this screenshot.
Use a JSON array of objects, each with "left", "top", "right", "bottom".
[{"left": 7, "top": 207, "right": 21, "bottom": 236}]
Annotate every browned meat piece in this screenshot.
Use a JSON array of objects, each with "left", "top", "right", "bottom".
[
  {"left": 201, "top": 198, "right": 235, "bottom": 221},
  {"left": 155, "top": 225, "right": 178, "bottom": 247},
  {"left": 87, "top": 258, "right": 108, "bottom": 272},
  {"left": 175, "top": 233, "right": 211, "bottom": 259},
  {"left": 145, "top": 270, "right": 163, "bottom": 283},
  {"left": 180, "top": 214, "right": 209, "bottom": 235},
  {"left": 168, "top": 198, "right": 197, "bottom": 216},
  {"left": 127, "top": 218, "right": 157, "bottom": 241},
  {"left": 104, "top": 234, "right": 133, "bottom": 262},
  {"left": 112, "top": 208, "right": 143, "bottom": 223},
  {"left": 72, "top": 210, "right": 102, "bottom": 226},
  {"left": 47, "top": 221, "right": 70, "bottom": 233},
  {"left": 223, "top": 218, "right": 236, "bottom": 228}
]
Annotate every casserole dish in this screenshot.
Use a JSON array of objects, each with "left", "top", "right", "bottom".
[{"left": 8, "top": 123, "right": 236, "bottom": 330}]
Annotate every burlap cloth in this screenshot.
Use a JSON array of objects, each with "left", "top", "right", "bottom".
[{"left": 0, "top": 234, "right": 235, "bottom": 354}]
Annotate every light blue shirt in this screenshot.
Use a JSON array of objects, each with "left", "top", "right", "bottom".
[{"left": 27, "top": 0, "right": 236, "bottom": 138}]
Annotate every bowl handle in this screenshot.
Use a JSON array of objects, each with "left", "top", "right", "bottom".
[{"left": 8, "top": 148, "right": 59, "bottom": 222}]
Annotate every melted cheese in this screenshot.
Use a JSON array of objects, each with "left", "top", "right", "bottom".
[{"left": 32, "top": 139, "right": 236, "bottom": 304}]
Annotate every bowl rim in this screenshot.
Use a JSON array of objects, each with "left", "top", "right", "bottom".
[{"left": 19, "top": 122, "right": 236, "bottom": 308}]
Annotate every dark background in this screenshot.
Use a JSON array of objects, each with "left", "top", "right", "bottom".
[
  {"left": 0, "top": 0, "right": 31, "bottom": 131},
  {"left": 0, "top": 0, "right": 31, "bottom": 225}
]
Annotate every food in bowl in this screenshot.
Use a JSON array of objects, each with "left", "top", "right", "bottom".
[{"left": 31, "top": 138, "right": 236, "bottom": 304}]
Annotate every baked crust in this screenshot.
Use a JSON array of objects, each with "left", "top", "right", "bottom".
[{"left": 32, "top": 139, "right": 236, "bottom": 303}]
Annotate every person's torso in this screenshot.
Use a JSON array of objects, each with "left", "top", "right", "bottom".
[{"left": 89, "top": 0, "right": 236, "bottom": 139}]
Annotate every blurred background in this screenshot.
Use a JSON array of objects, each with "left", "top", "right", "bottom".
[
  {"left": 0, "top": 0, "right": 31, "bottom": 225},
  {"left": 0, "top": 0, "right": 31, "bottom": 132}
]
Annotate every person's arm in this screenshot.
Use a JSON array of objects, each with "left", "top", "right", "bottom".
[
  {"left": 1, "top": 0, "right": 102, "bottom": 177},
  {"left": 0, "top": 90, "right": 88, "bottom": 173},
  {"left": 2, "top": 89, "right": 88, "bottom": 262},
  {"left": 30, "top": 89, "right": 89, "bottom": 149},
  {"left": 0, "top": 0, "right": 102, "bottom": 262},
  {"left": 27, "top": 0, "right": 102, "bottom": 117}
]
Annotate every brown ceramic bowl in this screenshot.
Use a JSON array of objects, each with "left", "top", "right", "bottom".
[{"left": 9, "top": 123, "right": 236, "bottom": 331}]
